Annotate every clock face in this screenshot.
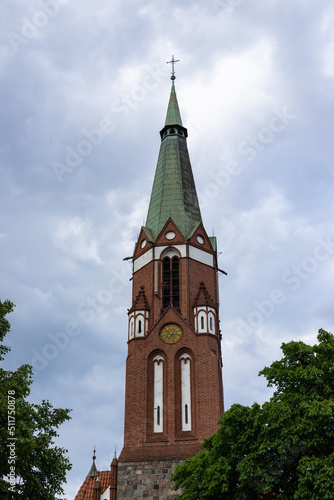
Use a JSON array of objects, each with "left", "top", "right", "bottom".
[{"left": 160, "top": 323, "right": 183, "bottom": 344}]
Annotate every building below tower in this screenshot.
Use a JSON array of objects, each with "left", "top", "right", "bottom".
[
  {"left": 117, "top": 460, "right": 183, "bottom": 499},
  {"left": 74, "top": 451, "right": 118, "bottom": 500}
]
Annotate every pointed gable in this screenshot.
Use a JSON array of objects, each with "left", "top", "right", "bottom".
[
  {"left": 147, "top": 302, "right": 190, "bottom": 339},
  {"left": 189, "top": 222, "right": 216, "bottom": 253},
  {"left": 132, "top": 226, "right": 154, "bottom": 260},
  {"left": 155, "top": 218, "right": 187, "bottom": 247},
  {"left": 193, "top": 281, "right": 217, "bottom": 309},
  {"left": 129, "top": 285, "right": 149, "bottom": 312}
]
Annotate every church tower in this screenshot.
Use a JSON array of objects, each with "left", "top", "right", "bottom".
[{"left": 117, "top": 59, "right": 224, "bottom": 498}]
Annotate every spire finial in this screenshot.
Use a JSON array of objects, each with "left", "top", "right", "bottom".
[
  {"left": 87, "top": 446, "right": 98, "bottom": 478},
  {"left": 167, "top": 55, "right": 180, "bottom": 80}
]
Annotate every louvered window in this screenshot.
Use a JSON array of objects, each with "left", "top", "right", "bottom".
[{"left": 162, "top": 257, "right": 179, "bottom": 308}]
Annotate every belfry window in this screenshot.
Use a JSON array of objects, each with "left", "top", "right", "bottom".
[{"left": 162, "top": 257, "right": 180, "bottom": 308}]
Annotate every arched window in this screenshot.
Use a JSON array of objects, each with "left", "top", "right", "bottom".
[
  {"left": 162, "top": 256, "right": 179, "bottom": 308},
  {"left": 208, "top": 311, "right": 215, "bottom": 333},
  {"left": 198, "top": 312, "right": 206, "bottom": 332},
  {"left": 180, "top": 353, "right": 192, "bottom": 431},
  {"left": 138, "top": 320, "right": 142, "bottom": 334},
  {"left": 153, "top": 355, "right": 164, "bottom": 433}
]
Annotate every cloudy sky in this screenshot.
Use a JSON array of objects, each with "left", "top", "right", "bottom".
[{"left": 1, "top": 0, "right": 334, "bottom": 497}]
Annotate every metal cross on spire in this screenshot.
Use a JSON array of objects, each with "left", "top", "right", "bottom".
[{"left": 167, "top": 55, "right": 180, "bottom": 80}]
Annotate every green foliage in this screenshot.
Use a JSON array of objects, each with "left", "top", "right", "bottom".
[
  {"left": 0, "top": 300, "right": 14, "bottom": 361},
  {"left": 0, "top": 300, "right": 71, "bottom": 499},
  {"left": 173, "top": 329, "right": 334, "bottom": 499}
]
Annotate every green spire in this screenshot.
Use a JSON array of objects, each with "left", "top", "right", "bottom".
[
  {"left": 145, "top": 79, "right": 202, "bottom": 240},
  {"left": 164, "top": 81, "right": 183, "bottom": 127},
  {"left": 87, "top": 448, "right": 97, "bottom": 478}
]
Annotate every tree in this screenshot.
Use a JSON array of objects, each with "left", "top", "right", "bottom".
[
  {"left": 172, "top": 329, "right": 334, "bottom": 499},
  {"left": 0, "top": 300, "right": 71, "bottom": 499}
]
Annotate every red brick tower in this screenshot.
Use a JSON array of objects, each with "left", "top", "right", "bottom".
[{"left": 117, "top": 61, "right": 224, "bottom": 498}]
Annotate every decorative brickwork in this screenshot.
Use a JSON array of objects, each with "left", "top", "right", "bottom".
[
  {"left": 74, "top": 70, "right": 225, "bottom": 500},
  {"left": 117, "top": 460, "right": 183, "bottom": 499},
  {"left": 118, "top": 77, "right": 224, "bottom": 498}
]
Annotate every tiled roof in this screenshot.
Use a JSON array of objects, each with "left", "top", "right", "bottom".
[{"left": 74, "top": 470, "right": 110, "bottom": 500}]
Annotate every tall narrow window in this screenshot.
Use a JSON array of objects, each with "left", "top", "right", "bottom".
[
  {"left": 201, "top": 316, "right": 204, "bottom": 330},
  {"left": 180, "top": 354, "right": 192, "bottom": 431},
  {"left": 138, "top": 320, "right": 142, "bottom": 334},
  {"left": 172, "top": 257, "right": 180, "bottom": 307},
  {"left": 163, "top": 258, "right": 171, "bottom": 308},
  {"left": 162, "top": 257, "right": 180, "bottom": 308},
  {"left": 153, "top": 355, "right": 164, "bottom": 433}
]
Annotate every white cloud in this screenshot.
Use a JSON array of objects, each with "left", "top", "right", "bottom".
[
  {"left": 1, "top": 1, "right": 334, "bottom": 498},
  {"left": 53, "top": 217, "right": 102, "bottom": 264},
  {"left": 320, "top": 8, "right": 334, "bottom": 78}
]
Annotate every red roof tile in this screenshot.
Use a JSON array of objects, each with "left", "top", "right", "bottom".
[{"left": 74, "top": 470, "right": 111, "bottom": 500}]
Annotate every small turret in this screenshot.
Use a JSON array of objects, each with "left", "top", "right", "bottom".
[
  {"left": 110, "top": 451, "right": 118, "bottom": 500},
  {"left": 86, "top": 448, "right": 97, "bottom": 478}
]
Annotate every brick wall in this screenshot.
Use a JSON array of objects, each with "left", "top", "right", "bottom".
[{"left": 120, "top": 221, "right": 223, "bottom": 465}]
